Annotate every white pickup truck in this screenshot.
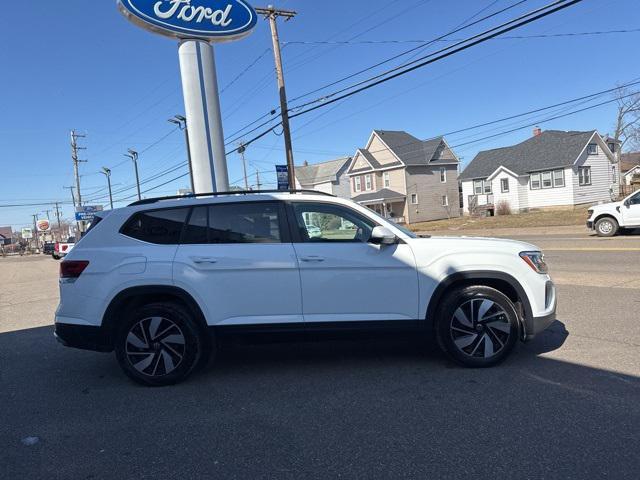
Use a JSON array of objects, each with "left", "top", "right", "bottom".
[
  {"left": 52, "top": 237, "right": 76, "bottom": 260},
  {"left": 587, "top": 190, "right": 640, "bottom": 236}
]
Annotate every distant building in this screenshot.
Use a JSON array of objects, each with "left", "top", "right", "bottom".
[
  {"left": 620, "top": 152, "right": 640, "bottom": 186},
  {"left": 0, "top": 226, "right": 13, "bottom": 245},
  {"left": 346, "top": 130, "right": 460, "bottom": 224},
  {"left": 459, "top": 129, "right": 619, "bottom": 215},
  {"left": 294, "top": 157, "right": 352, "bottom": 198}
]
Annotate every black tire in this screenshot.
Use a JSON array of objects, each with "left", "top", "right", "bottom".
[
  {"left": 435, "top": 286, "right": 520, "bottom": 368},
  {"left": 115, "top": 302, "right": 206, "bottom": 386},
  {"left": 595, "top": 217, "right": 618, "bottom": 237}
]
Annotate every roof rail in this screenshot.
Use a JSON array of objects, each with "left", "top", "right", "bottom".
[{"left": 127, "top": 189, "right": 335, "bottom": 207}]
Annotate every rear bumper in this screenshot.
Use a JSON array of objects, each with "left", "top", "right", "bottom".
[{"left": 54, "top": 323, "right": 113, "bottom": 352}]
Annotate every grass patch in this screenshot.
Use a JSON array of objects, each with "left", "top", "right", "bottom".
[{"left": 410, "top": 206, "right": 590, "bottom": 232}]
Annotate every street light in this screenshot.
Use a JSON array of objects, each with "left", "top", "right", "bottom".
[
  {"left": 124, "top": 149, "right": 141, "bottom": 200},
  {"left": 169, "top": 114, "right": 195, "bottom": 193},
  {"left": 101, "top": 167, "right": 113, "bottom": 209}
]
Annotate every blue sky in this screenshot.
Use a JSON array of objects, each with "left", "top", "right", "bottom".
[{"left": 1, "top": 0, "right": 639, "bottom": 228}]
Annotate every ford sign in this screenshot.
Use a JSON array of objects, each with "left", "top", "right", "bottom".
[{"left": 117, "top": 0, "right": 257, "bottom": 41}]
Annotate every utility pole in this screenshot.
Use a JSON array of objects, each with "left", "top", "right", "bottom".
[
  {"left": 64, "top": 186, "right": 76, "bottom": 209},
  {"left": 255, "top": 169, "right": 262, "bottom": 190},
  {"left": 169, "top": 115, "right": 195, "bottom": 193},
  {"left": 256, "top": 5, "right": 297, "bottom": 190},
  {"left": 101, "top": 167, "right": 114, "bottom": 209},
  {"left": 71, "top": 130, "right": 87, "bottom": 232},
  {"left": 237, "top": 142, "right": 249, "bottom": 190},
  {"left": 32, "top": 214, "right": 40, "bottom": 252},
  {"left": 54, "top": 202, "right": 62, "bottom": 241},
  {"left": 125, "top": 149, "right": 141, "bottom": 200}
]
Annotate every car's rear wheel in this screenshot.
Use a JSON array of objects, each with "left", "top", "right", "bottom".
[
  {"left": 115, "top": 303, "right": 204, "bottom": 386},
  {"left": 595, "top": 217, "right": 618, "bottom": 237},
  {"left": 435, "top": 286, "right": 519, "bottom": 367}
]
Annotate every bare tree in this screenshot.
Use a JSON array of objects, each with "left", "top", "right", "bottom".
[{"left": 613, "top": 86, "right": 640, "bottom": 152}]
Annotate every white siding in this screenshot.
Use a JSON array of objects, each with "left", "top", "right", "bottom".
[
  {"left": 461, "top": 180, "right": 474, "bottom": 214},
  {"left": 490, "top": 171, "right": 520, "bottom": 213},
  {"left": 517, "top": 177, "right": 530, "bottom": 210},
  {"left": 312, "top": 181, "right": 333, "bottom": 195},
  {"left": 526, "top": 167, "right": 574, "bottom": 208},
  {"left": 572, "top": 141, "right": 616, "bottom": 205}
]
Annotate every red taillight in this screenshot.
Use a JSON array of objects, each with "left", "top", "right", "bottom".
[
  {"left": 62, "top": 245, "right": 68, "bottom": 252},
  {"left": 54, "top": 243, "right": 59, "bottom": 252},
  {"left": 60, "top": 261, "right": 89, "bottom": 279}
]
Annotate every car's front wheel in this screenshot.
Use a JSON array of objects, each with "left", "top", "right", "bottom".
[
  {"left": 115, "top": 302, "right": 205, "bottom": 386},
  {"left": 595, "top": 217, "right": 618, "bottom": 237},
  {"left": 435, "top": 286, "right": 519, "bottom": 367}
]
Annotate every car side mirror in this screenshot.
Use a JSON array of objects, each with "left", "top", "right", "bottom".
[
  {"left": 623, "top": 199, "right": 631, "bottom": 207},
  {"left": 369, "top": 226, "right": 397, "bottom": 245}
]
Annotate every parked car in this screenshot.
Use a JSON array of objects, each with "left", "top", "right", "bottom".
[
  {"left": 54, "top": 191, "right": 556, "bottom": 386},
  {"left": 42, "top": 242, "right": 55, "bottom": 255},
  {"left": 52, "top": 237, "right": 76, "bottom": 260},
  {"left": 587, "top": 189, "right": 640, "bottom": 236}
]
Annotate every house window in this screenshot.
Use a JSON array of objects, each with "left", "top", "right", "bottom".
[
  {"left": 354, "top": 176, "right": 361, "bottom": 192},
  {"left": 411, "top": 193, "right": 418, "bottom": 204},
  {"left": 441, "top": 195, "right": 448, "bottom": 207},
  {"left": 440, "top": 167, "right": 446, "bottom": 183},
  {"left": 553, "top": 169, "right": 565, "bottom": 187},
  {"left": 483, "top": 181, "right": 492, "bottom": 194},
  {"left": 579, "top": 166, "right": 591, "bottom": 186},
  {"left": 365, "top": 174, "right": 373, "bottom": 191},
  {"left": 530, "top": 172, "right": 541, "bottom": 190},
  {"left": 542, "top": 171, "right": 553, "bottom": 189},
  {"left": 500, "top": 178, "right": 509, "bottom": 193},
  {"left": 473, "top": 179, "right": 483, "bottom": 195},
  {"left": 608, "top": 142, "right": 615, "bottom": 153},
  {"left": 383, "top": 171, "right": 390, "bottom": 188},
  {"left": 587, "top": 143, "right": 598, "bottom": 155}
]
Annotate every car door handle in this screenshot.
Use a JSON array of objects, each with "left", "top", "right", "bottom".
[
  {"left": 190, "top": 256, "right": 218, "bottom": 264},
  {"left": 300, "top": 256, "right": 325, "bottom": 262}
]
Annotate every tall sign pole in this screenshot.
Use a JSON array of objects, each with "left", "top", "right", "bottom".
[
  {"left": 256, "top": 6, "right": 297, "bottom": 190},
  {"left": 117, "top": 0, "right": 258, "bottom": 194}
]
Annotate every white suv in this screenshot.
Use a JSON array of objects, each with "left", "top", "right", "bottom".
[{"left": 55, "top": 191, "right": 556, "bottom": 386}]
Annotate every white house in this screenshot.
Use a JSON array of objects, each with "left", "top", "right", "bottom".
[
  {"left": 294, "top": 157, "right": 352, "bottom": 198},
  {"left": 459, "top": 129, "right": 619, "bottom": 215},
  {"left": 620, "top": 152, "right": 640, "bottom": 186}
]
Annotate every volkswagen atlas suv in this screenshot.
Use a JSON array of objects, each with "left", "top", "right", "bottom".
[{"left": 55, "top": 191, "right": 556, "bottom": 386}]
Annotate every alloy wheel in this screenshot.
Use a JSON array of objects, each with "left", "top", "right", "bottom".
[
  {"left": 598, "top": 221, "right": 613, "bottom": 234},
  {"left": 125, "top": 317, "right": 186, "bottom": 376},
  {"left": 450, "top": 298, "right": 511, "bottom": 358}
]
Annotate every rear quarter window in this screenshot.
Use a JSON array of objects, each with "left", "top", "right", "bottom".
[{"left": 121, "top": 208, "right": 189, "bottom": 244}]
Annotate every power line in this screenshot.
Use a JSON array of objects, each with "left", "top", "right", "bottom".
[
  {"left": 286, "top": 0, "right": 530, "bottom": 104},
  {"left": 288, "top": 0, "right": 584, "bottom": 119},
  {"left": 219, "top": 48, "right": 271, "bottom": 94},
  {"left": 282, "top": 27, "right": 640, "bottom": 46}
]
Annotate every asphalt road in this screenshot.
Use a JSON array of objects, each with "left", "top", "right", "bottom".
[{"left": 1, "top": 232, "right": 639, "bottom": 479}]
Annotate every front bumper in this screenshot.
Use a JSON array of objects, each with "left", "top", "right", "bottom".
[
  {"left": 586, "top": 220, "right": 594, "bottom": 229},
  {"left": 55, "top": 323, "right": 113, "bottom": 352},
  {"left": 522, "top": 280, "right": 557, "bottom": 341}
]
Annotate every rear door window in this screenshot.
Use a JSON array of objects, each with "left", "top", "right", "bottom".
[
  {"left": 121, "top": 208, "right": 189, "bottom": 244},
  {"left": 181, "top": 202, "right": 284, "bottom": 244}
]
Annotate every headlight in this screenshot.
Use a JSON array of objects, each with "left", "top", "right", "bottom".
[
  {"left": 587, "top": 208, "right": 594, "bottom": 218},
  {"left": 519, "top": 251, "right": 548, "bottom": 274}
]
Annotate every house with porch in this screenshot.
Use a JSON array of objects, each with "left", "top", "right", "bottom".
[
  {"left": 459, "top": 129, "right": 619, "bottom": 215},
  {"left": 294, "top": 157, "right": 352, "bottom": 198},
  {"left": 347, "top": 130, "right": 460, "bottom": 224}
]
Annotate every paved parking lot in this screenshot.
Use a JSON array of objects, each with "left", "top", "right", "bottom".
[{"left": 1, "top": 231, "right": 639, "bottom": 479}]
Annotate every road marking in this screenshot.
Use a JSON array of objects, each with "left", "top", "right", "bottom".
[{"left": 544, "top": 247, "right": 640, "bottom": 251}]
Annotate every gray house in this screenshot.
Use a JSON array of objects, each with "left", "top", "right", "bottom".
[
  {"left": 460, "top": 129, "right": 619, "bottom": 215},
  {"left": 347, "top": 130, "right": 460, "bottom": 224},
  {"left": 294, "top": 157, "right": 352, "bottom": 198}
]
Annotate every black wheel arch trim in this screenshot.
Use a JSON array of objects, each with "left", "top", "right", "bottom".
[
  {"left": 425, "top": 270, "right": 533, "bottom": 336},
  {"left": 101, "top": 285, "right": 208, "bottom": 346}
]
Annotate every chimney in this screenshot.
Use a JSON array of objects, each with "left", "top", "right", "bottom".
[
  {"left": 533, "top": 126, "right": 542, "bottom": 137},
  {"left": 303, "top": 160, "right": 309, "bottom": 166}
]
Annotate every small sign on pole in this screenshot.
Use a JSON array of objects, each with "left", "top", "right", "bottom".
[
  {"left": 276, "top": 165, "right": 289, "bottom": 191},
  {"left": 75, "top": 205, "right": 103, "bottom": 222},
  {"left": 21, "top": 228, "right": 33, "bottom": 239}
]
